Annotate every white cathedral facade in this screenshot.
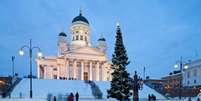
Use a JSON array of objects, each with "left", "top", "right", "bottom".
[{"left": 36, "top": 11, "right": 111, "bottom": 81}]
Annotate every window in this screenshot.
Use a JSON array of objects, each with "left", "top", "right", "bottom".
[
  {"left": 193, "top": 69, "right": 197, "bottom": 77},
  {"left": 187, "top": 71, "right": 190, "bottom": 78},
  {"left": 85, "top": 32, "right": 87, "bottom": 34},
  {"left": 76, "top": 35, "right": 79, "bottom": 40},
  {"left": 187, "top": 81, "right": 190, "bottom": 85},
  {"left": 76, "top": 31, "right": 79, "bottom": 33},
  {"left": 80, "top": 35, "right": 83, "bottom": 40},
  {"left": 53, "top": 75, "right": 57, "bottom": 79},
  {"left": 194, "top": 80, "right": 197, "bottom": 84},
  {"left": 53, "top": 68, "right": 57, "bottom": 71},
  {"left": 85, "top": 36, "right": 87, "bottom": 41}
]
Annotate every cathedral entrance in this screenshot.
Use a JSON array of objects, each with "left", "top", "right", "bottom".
[{"left": 84, "top": 72, "right": 88, "bottom": 80}]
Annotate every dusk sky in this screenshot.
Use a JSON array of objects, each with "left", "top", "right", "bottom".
[{"left": 0, "top": 0, "right": 201, "bottom": 78}]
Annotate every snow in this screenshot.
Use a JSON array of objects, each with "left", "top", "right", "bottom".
[
  {"left": 11, "top": 79, "right": 166, "bottom": 100},
  {"left": 94, "top": 81, "right": 166, "bottom": 99},
  {"left": 12, "top": 79, "right": 92, "bottom": 98}
]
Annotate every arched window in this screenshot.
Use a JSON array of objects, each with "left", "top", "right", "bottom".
[
  {"left": 76, "top": 35, "right": 79, "bottom": 40},
  {"left": 80, "top": 35, "right": 83, "bottom": 40}
]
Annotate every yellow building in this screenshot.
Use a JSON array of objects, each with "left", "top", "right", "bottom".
[{"left": 36, "top": 10, "right": 111, "bottom": 81}]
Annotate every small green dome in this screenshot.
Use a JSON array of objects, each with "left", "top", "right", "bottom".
[
  {"left": 98, "top": 38, "right": 106, "bottom": 41},
  {"left": 59, "top": 32, "right": 67, "bottom": 37}
]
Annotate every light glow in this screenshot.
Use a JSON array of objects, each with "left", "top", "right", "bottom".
[
  {"left": 184, "top": 65, "right": 188, "bottom": 69},
  {"left": 37, "top": 52, "right": 42, "bottom": 57},
  {"left": 174, "top": 64, "right": 178, "bottom": 68},
  {"left": 19, "top": 50, "right": 24, "bottom": 56}
]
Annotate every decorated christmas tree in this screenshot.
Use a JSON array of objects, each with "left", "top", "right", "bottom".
[{"left": 107, "top": 23, "right": 132, "bottom": 101}]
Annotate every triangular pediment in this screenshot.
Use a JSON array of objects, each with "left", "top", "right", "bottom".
[{"left": 66, "top": 47, "right": 104, "bottom": 56}]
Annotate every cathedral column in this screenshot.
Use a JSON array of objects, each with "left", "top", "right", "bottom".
[
  {"left": 73, "top": 60, "right": 77, "bottom": 79},
  {"left": 89, "top": 61, "right": 93, "bottom": 80},
  {"left": 96, "top": 61, "right": 100, "bottom": 81},
  {"left": 57, "top": 66, "right": 60, "bottom": 79},
  {"left": 44, "top": 66, "right": 46, "bottom": 79},
  {"left": 81, "top": 61, "right": 84, "bottom": 80},
  {"left": 100, "top": 63, "right": 103, "bottom": 81},
  {"left": 66, "top": 60, "right": 69, "bottom": 79},
  {"left": 37, "top": 64, "right": 40, "bottom": 79}
]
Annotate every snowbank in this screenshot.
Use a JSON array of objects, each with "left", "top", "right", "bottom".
[
  {"left": 12, "top": 79, "right": 166, "bottom": 100},
  {"left": 11, "top": 79, "right": 92, "bottom": 98}
]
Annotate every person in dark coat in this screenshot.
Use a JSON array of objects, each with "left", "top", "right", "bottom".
[
  {"left": 75, "top": 92, "right": 79, "bottom": 101},
  {"left": 148, "top": 94, "right": 151, "bottom": 101},
  {"left": 153, "top": 95, "right": 156, "bottom": 101},
  {"left": 151, "top": 94, "right": 156, "bottom": 101},
  {"left": 69, "top": 93, "right": 74, "bottom": 101},
  {"left": 53, "top": 96, "right": 57, "bottom": 101}
]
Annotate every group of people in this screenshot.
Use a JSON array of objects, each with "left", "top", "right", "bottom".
[
  {"left": 52, "top": 92, "right": 79, "bottom": 101},
  {"left": 148, "top": 94, "right": 156, "bottom": 101},
  {"left": 66, "top": 92, "right": 79, "bottom": 101}
]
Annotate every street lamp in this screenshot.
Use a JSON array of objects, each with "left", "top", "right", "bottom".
[
  {"left": 174, "top": 56, "right": 189, "bottom": 101},
  {"left": 133, "top": 71, "right": 143, "bottom": 101},
  {"left": 11, "top": 56, "right": 15, "bottom": 78},
  {"left": 19, "top": 39, "right": 42, "bottom": 98}
]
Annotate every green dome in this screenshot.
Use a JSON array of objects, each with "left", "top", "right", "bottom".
[
  {"left": 72, "top": 13, "right": 89, "bottom": 24},
  {"left": 59, "top": 32, "right": 67, "bottom": 37},
  {"left": 98, "top": 38, "right": 106, "bottom": 41}
]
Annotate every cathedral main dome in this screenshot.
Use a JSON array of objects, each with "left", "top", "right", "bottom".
[{"left": 72, "top": 13, "right": 89, "bottom": 24}]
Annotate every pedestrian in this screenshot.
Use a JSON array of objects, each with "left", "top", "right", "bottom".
[
  {"left": 75, "top": 92, "right": 79, "bottom": 101},
  {"left": 151, "top": 94, "right": 155, "bottom": 101},
  {"left": 66, "top": 94, "right": 70, "bottom": 101},
  {"left": 188, "top": 97, "right": 192, "bottom": 101},
  {"left": 148, "top": 94, "right": 151, "bottom": 101},
  {"left": 69, "top": 92, "right": 74, "bottom": 101},
  {"left": 153, "top": 95, "right": 156, "bottom": 101},
  {"left": 53, "top": 96, "right": 57, "bottom": 101}
]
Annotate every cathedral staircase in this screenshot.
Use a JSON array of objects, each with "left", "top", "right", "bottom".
[{"left": 11, "top": 79, "right": 167, "bottom": 100}]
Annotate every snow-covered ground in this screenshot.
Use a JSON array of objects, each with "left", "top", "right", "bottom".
[{"left": 11, "top": 79, "right": 166, "bottom": 100}]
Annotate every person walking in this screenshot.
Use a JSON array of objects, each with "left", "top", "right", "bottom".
[
  {"left": 69, "top": 92, "right": 74, "bottom": 101},
  {"left": 148, "top": 94, "right": 151, "bottom": 101},
  {"left": 153, "top": 95, "right": 156, "bottom": 101},
  {"left": 53, "top": 96, "right": 57, "bottom": 101},
  {"left": 75, "top": 92, "right": 79, "bottom": 101}
]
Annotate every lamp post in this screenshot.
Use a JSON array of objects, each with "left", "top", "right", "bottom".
[
  {"left": 174, "top": 56, "right": 188, "bottom": 101},
  {"left": 19, "top": 39, "right": 42, "bottom": 98},
  {"left": 133, "top": 71, "right": 143, "bottom": 101},
  {"left": 11, "top": 56, "right": 15, "bottom": 78}
]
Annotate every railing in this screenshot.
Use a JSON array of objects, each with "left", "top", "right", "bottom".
[{"left": 84, "top": 80, "right": 103, "bottom": 99}]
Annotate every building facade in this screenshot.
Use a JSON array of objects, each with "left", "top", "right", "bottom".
[
  {"left": 162, "top": 72, "right": 182, "bottom": 90},
  {"left": 36, "top": 11, "right": 111, "bottom": 81},
  {"left": 183, "top": 59, "right": 201, "bottom": 87}
]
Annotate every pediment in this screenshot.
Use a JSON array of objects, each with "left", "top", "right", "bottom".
[{"left": 66, "top": 47, "right": 104, "bottom": 56}]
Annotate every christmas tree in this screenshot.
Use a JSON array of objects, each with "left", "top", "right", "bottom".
[{"left": 107, "top": 23, "right": 132, "bottom": 101}]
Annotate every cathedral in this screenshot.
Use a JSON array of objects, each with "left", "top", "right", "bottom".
[{"left": 36, "top": 10, "right": 111, "bottom": 81}]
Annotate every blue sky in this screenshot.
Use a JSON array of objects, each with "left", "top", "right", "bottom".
[{"left": 0, "top": 0, "right": 201, "bottom": 78}]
